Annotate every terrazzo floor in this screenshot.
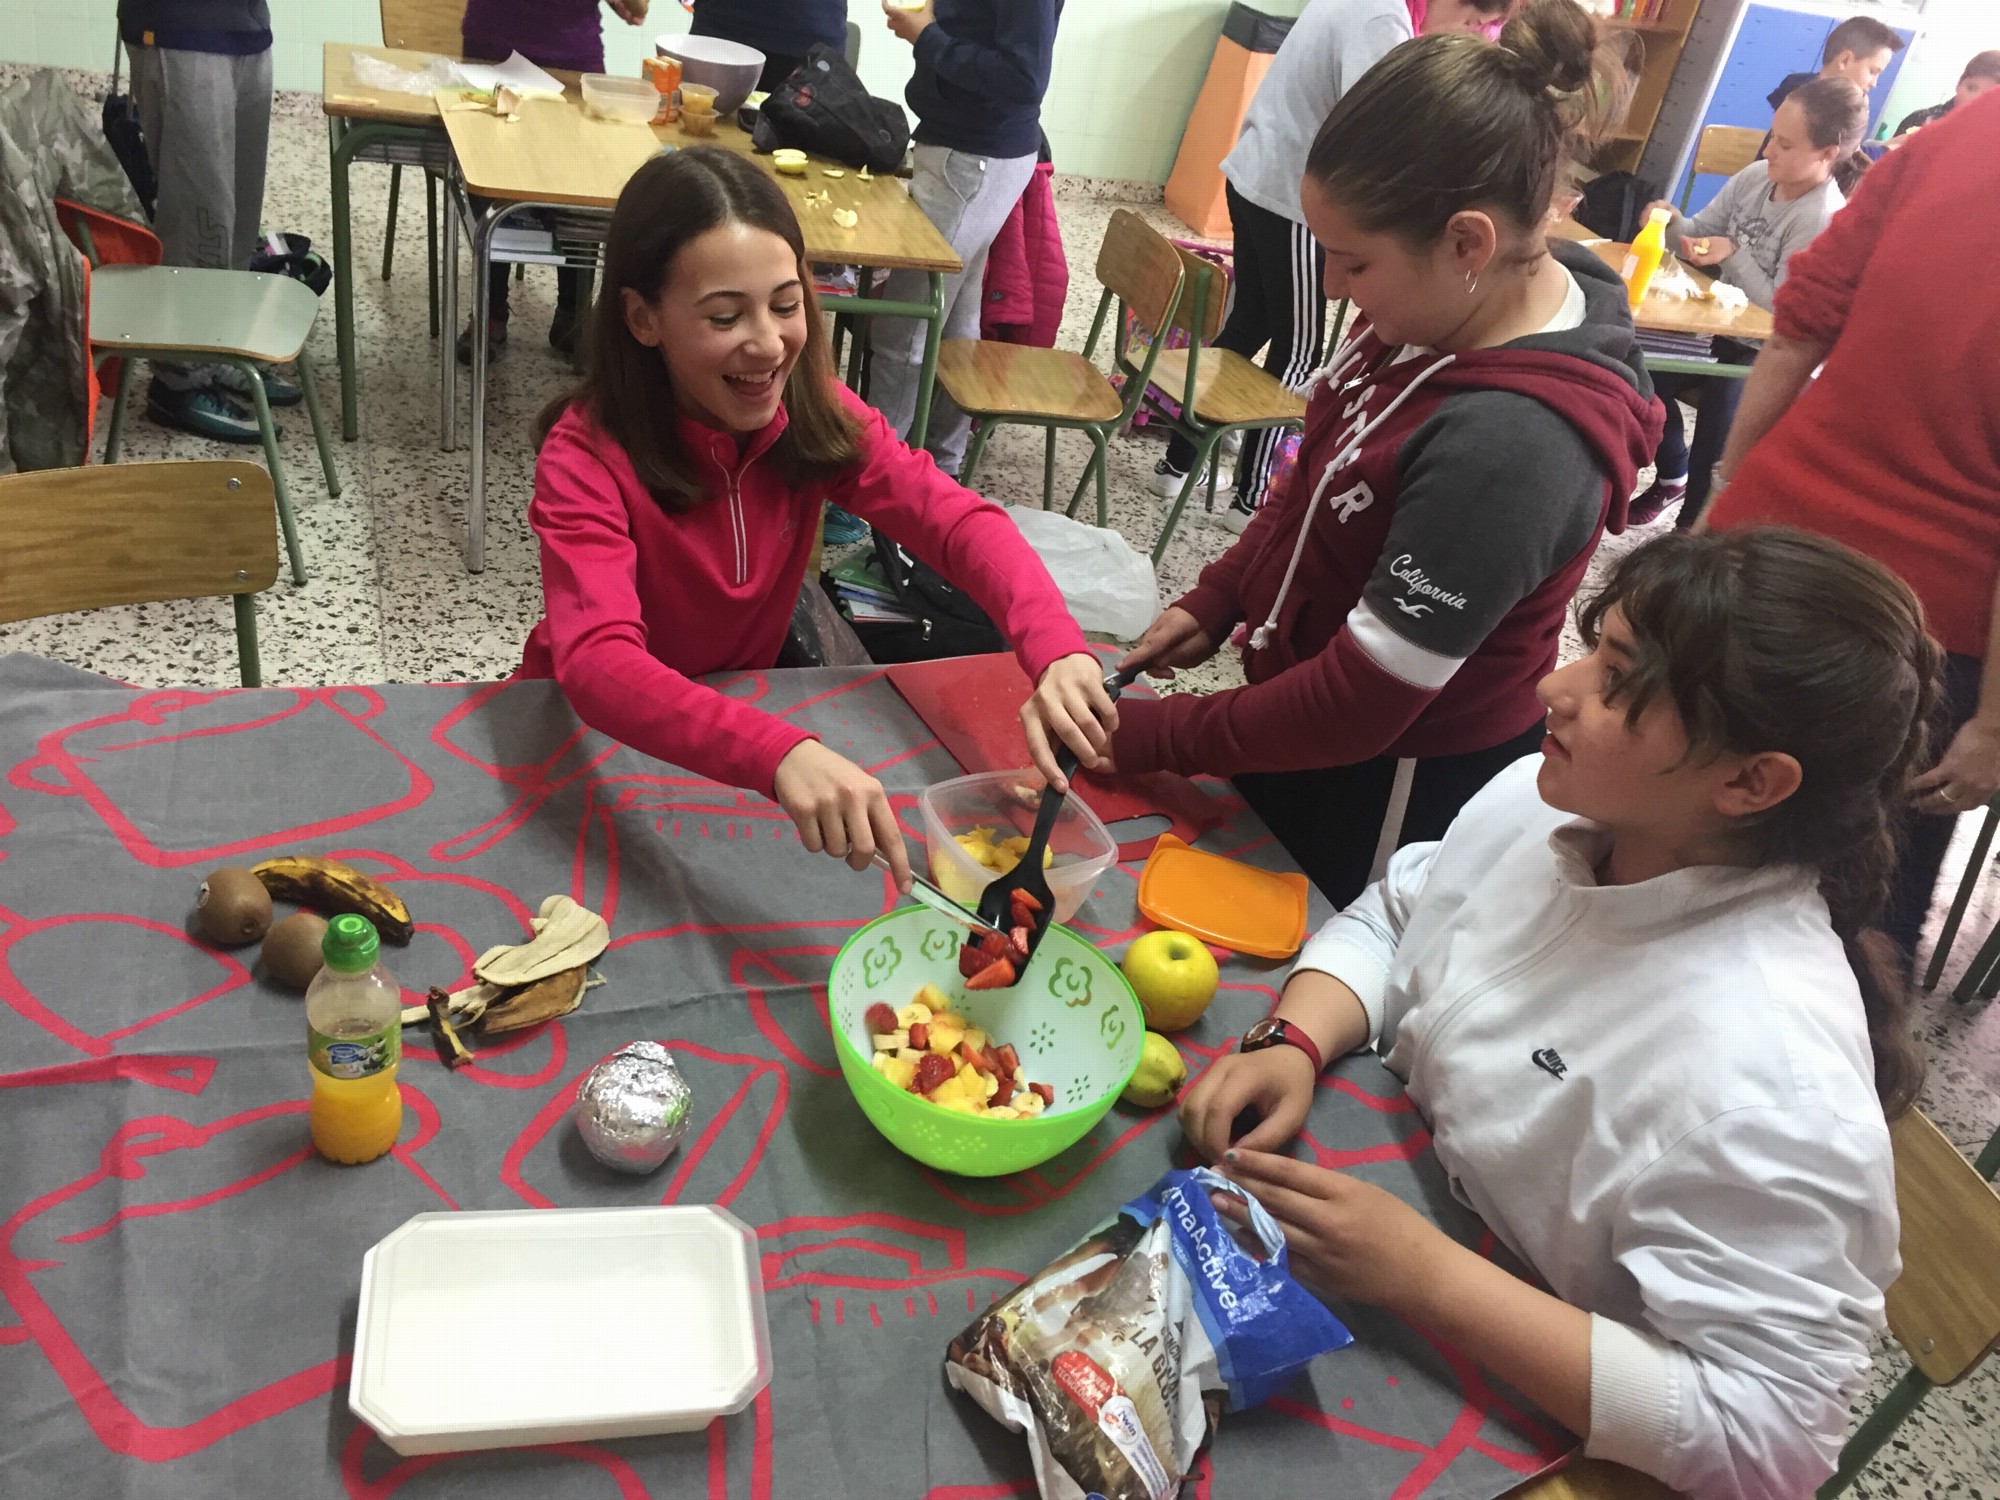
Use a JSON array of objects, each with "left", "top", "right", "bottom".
[{"left": 4, "top": 68, "right": 1998, "bottom": 1494}]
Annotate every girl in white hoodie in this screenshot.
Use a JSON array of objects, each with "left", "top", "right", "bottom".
[{"left": 1178, "top": 528, "right": 1940, "bottom": 1499}]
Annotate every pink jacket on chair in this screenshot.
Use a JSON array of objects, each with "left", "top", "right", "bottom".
[{"left": 979, "top": 162, "right": 1068, "bottom": 349}]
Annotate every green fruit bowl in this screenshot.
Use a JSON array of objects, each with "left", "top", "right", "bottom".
[{"left": 827, "top": 907, "right": 1144, "bottom": 1177}]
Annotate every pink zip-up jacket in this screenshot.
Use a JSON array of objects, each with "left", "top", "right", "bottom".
[{"left": 520, "top": 382, "right": 1088, "bottom": 796}]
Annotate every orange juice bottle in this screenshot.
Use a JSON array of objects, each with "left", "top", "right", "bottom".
[
  {"left": 1620, "top": 206, "right": 1672, "bottom": 310},
  {"left": 305, "top": 914, "right": 404, "bottom": 1165}
]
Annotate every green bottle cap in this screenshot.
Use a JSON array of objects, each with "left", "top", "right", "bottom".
[{"left": 322, "top": 912, "right": 380, "bottom": 974}]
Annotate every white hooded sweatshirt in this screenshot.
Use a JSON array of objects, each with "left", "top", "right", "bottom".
[{"left": 1294, "top": 756, "right": 1898, "bottom": 1500}]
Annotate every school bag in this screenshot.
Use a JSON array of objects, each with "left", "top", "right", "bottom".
[
  {"left": 101, "top": 38, "right": 156, "bottom": 218},
  {"left": 1575, "top": 171, "right": 1664, "bottom": 243},
  {"left": 821, "top": 530, "right": 1006, "bottom": 664},
  {"left": 752, "top": 45, "right": 910, "bottom": 174}
]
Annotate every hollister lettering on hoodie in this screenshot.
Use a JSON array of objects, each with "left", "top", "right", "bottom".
[{"left": 1112, "top": 239, "right": 1665, "bottom": 781}]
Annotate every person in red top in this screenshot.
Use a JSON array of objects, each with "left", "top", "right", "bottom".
[
  {"left": 1708, "top": 90, "right": 2000, "bottom": 964},
  {"left": 1111, "top": 0, "right": 1663, "bottom": 906},
  {"left": 524, "top": 147, "right": 1116, "bottom": 888}
]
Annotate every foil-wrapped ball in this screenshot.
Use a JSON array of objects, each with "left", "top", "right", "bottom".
[{"left": 573, "top": 1041, "right": 692, "bottom": 1173}]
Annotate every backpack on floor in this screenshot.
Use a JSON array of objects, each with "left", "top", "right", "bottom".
[
  {"left": 1575, "top": 171, "right": 1664, "bottom": 243},
  {"left": 822, "top": 530, "right": 1005, "bottom": 663},
  {"left": 752, "top": 45, "right": 910, "bottom": 174}
]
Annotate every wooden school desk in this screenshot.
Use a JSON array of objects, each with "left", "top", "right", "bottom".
[{"left": 1550, "top": 217, "right": 1774, "bottom": 376}]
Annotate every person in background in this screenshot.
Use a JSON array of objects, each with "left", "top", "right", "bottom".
[
  {"left": 1181, "top": 528, "right": 1936, "bottom": 1500},
  {"left": 1151, "top": 0, "right": 1513, "bottom": 530},
  {"left": 1109, "top": 0, "right": 1662, "bottom": 909},
  {"left": 526, "top": 148, "right": 1115, "bottom": 887},
  {"left": 1766, "top": 14, "right": 1902, "bottom": 115},
  {"left": 1628, "top": 77, "right": 1865, "bottom": 528},
  {"left": 691, "top": 1, "right": 850, "bottom": 92},
  {"left": 1707, "top": 91, "right": 2000, "bottom": 976},
  {"left": 1891, "top": 48, "right": 2000, "bottom": 138},
  {"left": 864, "top": 0, "right": 1061, "bottom": 519},
  {"left": 118, "top": 0, "right": 291, "bottom": 442},
  {"left": 456, "top": 0, "right": 651, "bottom": 363}
]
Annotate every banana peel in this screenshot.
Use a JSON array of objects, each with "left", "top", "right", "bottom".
[
  {"left": 253, "top": 856, "right": 414, "bottom": 944},
  {"left": 473, "top": 895, "right": 608, "bottom": 987},
  {"left": 479, "top": 966, "right": 589, "bottom": 1034}
]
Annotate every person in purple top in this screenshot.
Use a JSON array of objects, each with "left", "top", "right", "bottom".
[{"left": 455, "top": 0, "right": 652, "bottom": 362}]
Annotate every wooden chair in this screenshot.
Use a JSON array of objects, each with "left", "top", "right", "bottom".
[
  {"left": 90, "top": 264, "right": 340, "bottom": 588},
  {"left": 0, "top": 461, "right": 280, "bottom": 686},
  {"left": 1918, "top": 794, "right": 2000, "bottom": 1003},
  {"left": 1146, "top": 247, "right": 1309, "bottom": 563},
  {"left": 1817, "top": 1108, "right": 2000, "bottom": 1496},
  {"left": 378, "top": 0, "right": 466, "bottom": 330},
  {"left": 1679, "top": 125, "right": 1766, "bottom": 210},
  {"left": 942, "top": 207, "right": 1186, "bottom": 527}
]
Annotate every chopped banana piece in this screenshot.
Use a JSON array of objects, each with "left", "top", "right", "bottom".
[
  {"left": 831, "top": 208, "right": 858, "bottom": 229},
  {"left": 871, "top": 1030, "right": 908, "bottom": 1052},
  {"left": 858, "top": 165, "right": 872, "bottom": 181},
  {"left": 897, "top": 1001, "right": 934, "bottom": 1028},
  {"left": 1017, "top": 1092, "right": 1046, "bottom": 1117},
  {"left": 822, "top": 168, "right": 845, "bottom": 178}
]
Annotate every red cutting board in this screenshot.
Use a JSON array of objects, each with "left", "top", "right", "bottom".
[{"left": 887, "top": 654, "right": 1229, "bottom": 861}]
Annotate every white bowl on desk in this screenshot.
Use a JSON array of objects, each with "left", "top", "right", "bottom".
[{"left": 654, "top": 35, "right": 765, "bottom": 116}]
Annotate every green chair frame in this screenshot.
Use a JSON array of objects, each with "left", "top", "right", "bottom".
[
  {"left": 1918, "top": 794, "right": 2000, "bottom": 1004},
  {"left": 954, "top": 210, "right": 1188, "bottom": 528},
  {"left": 1148, "top": 253, "right": 1307, "bottom": 564}
]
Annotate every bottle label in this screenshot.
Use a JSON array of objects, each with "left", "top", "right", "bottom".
[
  {"left": 310, "top": 1022, "right": 400, "bottom": 1080},
  {"left": 1619, "top": 251, "right": 1641, "bottom": 280}
]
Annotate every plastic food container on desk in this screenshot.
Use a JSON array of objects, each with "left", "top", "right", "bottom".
[
  {"left": 349, "top": 1206, "right": 772, "bottom": 1456},
  {"left": 581, "top": 73, "right": 658, "bottom": 123},
  {"left": 918, "top": 768, "right": 1118, "bottom": 924}
]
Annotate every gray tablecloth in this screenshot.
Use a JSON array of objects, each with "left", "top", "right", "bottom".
[{"left": 0, "top": 653, "right": 1567, "bottom": 1498}]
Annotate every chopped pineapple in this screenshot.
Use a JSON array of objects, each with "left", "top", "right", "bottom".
[
  {"left": 928, "top": 1022, "right": 965, "bottom": 1055},
  {"left": 876, "top": 1053, "right": 918, "bottom": 1091}
]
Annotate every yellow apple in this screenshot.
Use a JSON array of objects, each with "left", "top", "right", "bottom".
[{"left": 1120, "top": 929, "right": 1220, "bottom": 1032}]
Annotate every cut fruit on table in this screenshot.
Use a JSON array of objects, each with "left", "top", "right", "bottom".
[
  {"left": 953, "top": 826, "right": 1053, "bottom": 875},
  {"left": 869, "top": 984, "right": 1054, "bottom": 1118}
]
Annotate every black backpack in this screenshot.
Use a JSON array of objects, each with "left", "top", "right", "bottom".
[
  {"left": 1575, "top": 171, "right": 1664, "bottom": 243},
  {"left": 821, "top": 531, "right": 1005, "bottom": 664},
  {"left": 752, "top": 45, "right": 910, "bottom": 174}
]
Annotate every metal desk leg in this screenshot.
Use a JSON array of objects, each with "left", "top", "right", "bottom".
[
  {"left": 440, "top": 171, "right": 459, "bottom": 453},
  {"left": 466, "top": 200, "right": 503, "bottom": 573},
  {"left": 329, "top": 116, "right": 360, "bottom": 442},
  {"left": 907, "top": 271, "right": 945, "bottom": 453}
]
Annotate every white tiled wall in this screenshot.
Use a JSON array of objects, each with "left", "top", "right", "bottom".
[{"left": 5, "top": 0, "right": 1300, "bottom": 185}]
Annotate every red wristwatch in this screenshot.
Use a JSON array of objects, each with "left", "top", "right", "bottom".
[{"left": 1239, "top": 1017, "right": 1324, "bottom": 1075}]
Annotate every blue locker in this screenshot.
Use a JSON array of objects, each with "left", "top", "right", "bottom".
[{"left": 1677, "top": 4, "right": 1914, "bottom": 212}]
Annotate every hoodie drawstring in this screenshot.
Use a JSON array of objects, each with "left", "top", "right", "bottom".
[{"left": 1248, "top": 353, "right": 1457, "bottom": 653}]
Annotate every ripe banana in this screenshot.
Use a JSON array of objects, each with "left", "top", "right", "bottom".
[{"left": 252, "top": 856, "right": 414, "bottom": 945}]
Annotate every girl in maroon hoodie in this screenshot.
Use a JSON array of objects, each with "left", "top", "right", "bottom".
[
  {"left": 1114, "top": 0, "right": 1663, "bottom": 904},
  {"left": 524, "top": 147, "right": 1116, "bottom": 888}
]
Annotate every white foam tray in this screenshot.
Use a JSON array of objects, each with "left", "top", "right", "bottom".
[{"left": 349, "top": 1206, "right": 772, "bottom": 1456}]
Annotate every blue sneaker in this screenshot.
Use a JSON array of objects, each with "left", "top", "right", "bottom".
[
  {"left": 823, "top": 505, "right": 870, "bottom": 546},
  {"left": 145, "top": 380, "right": 266, "bottom": 444},
  {"left": 212, "top": 363, "right": 303, "bottom": 409}
]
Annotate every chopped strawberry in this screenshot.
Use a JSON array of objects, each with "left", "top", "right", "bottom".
[
  {"left": 992, "top": 1075, "right": 1016, "bottom": 1107},
  {"left": 1011, "top": 923, "right": 1034, "bottom": 953},
  {"left": 865, "top": 1003, "right": 901, "bottom": 1036},
  {"left": 978, "top": 928, "right": 1010, "bottom": 958},
  {"left": 962, "top": 1042, "right": 997, "bottom": 1076},
  {"left": 965, "top": 957, "right": 1017, "bottom": 990},
  {"left": 908, "top": 1021, "right": 929, "bottom": 1050},
  {"left": 995, "top": 1044, "right": 1020, "bottom": 1078},
  {"left": 912, "top": 1053, "right": 954, "bottom": 1096},
  {"left": 959, "top": 942, "right": 991, "bottom": 978},
  {"left": 1029, "top": 1081, "right": 1055, "bottom": 1106},
  {"left": 1011, "top": 889, "right": 1044, "bottom": 914}
]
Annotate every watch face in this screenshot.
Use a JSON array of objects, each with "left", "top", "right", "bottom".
[{"left": 1241, "top": 1018, "right": 1280, "bottom": 1049}]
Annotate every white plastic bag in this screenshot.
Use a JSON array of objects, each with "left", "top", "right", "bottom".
[{"left": 1006, "top": 507, "right": 1159, "bottom": 641}]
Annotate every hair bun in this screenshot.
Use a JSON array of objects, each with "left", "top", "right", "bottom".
[{"left": 1498, "top": 0, "right": 1632, "bottom": 139}]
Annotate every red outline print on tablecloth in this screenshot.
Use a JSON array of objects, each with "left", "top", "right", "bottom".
[
  {"left": 8, "top": 688, "right": 433, "bottom": 868},
  {"left": 0, "top": 1066, "right": 454, "bottom": 1462}
]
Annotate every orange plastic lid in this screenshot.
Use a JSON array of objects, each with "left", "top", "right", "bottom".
[{"left": 1135, "top": 834, "right": 1311, "bottom": 960}]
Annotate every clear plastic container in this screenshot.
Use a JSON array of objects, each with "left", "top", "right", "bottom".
[
  {"left": 580, "top": 73, "right": 658, "bottom": 124},
  {"left": 349, "top": 1206, "right": 772, "bottom": 1455},
  {"left": 677, "top": 83, "right": 718, "bottom": 113},
  {"left": 679, "top": 106, "right": 717, "bottom": 137},
  {"left": 918, "top": 768, "right": 1118, "bottom": 924}
]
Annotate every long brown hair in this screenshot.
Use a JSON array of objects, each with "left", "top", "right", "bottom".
[
  {"left": 1787, "top": 76, "right": 1872, "bottom": 196},
  {"left": 1304, "top": 0, "right": 1635, "bottom": 249},
  {"left": 1577, "top": 529, "right": 1942, "bottom": 1117},
  {"left": 533, "top": 145, "right": 859, "bottom": 510}
]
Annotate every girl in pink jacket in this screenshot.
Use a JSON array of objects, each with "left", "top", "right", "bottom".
[{"left": 523, "top": 146, "right": 1115, "bottom": 887}]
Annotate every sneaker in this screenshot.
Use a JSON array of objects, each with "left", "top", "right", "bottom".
[
  {"left": 548, "top": 304, "right": 583, "bottom": 356},
  {"left": 455, "top": 315, "right": 509, "bottom": 365},
  {"left": 1212, "top": 497, "right": 1258, "bottom": 535},
  {"left": 1148, "top": 457, "right": 1234, "bottom": 502},
  {"left": 1627, "top": 473, "right": 1688, "bottom": 526},
  {"left": 822, "top": 505, "right": 870, "bottom": 546},
  {"left": 1220, "top": 430, "right": 1244, "bottom": 460},
  {"left": 145, "top": 380, "right": 265, "bottom": 444},
  {"left": 210, "top": 362, "right": 302, "bottom": 408}
]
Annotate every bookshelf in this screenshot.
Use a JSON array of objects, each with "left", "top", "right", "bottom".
[{"left": 1598, "top": 0, "right": 1706, "bottom": 172}]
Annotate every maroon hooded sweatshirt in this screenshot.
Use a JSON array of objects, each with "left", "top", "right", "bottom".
[{"left": 1115, "top": 239, "right": 1663, "bottom": 779}]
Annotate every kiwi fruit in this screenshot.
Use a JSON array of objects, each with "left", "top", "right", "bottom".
[
  {"left": 263, "top": 911, "right": 329, "bottom": 992},
  {"left": 195, "top": 867, "right": 273, "bottom": 947}
]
